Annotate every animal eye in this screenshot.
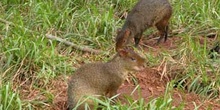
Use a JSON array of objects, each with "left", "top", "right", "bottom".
[{"left": 130, "top": 57, "right": 136, "bottom": 61}]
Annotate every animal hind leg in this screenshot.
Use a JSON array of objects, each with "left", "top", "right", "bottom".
[
  {"left": 156, "top": 20, "right": 168, "bottom": 44},
  {"left": 164, "top": 25, "right": 169, "bottom": 42}
]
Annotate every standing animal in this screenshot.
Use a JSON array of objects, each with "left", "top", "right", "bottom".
[
  {"left": 116, "top": 0, "right": 172, "bottom": 51},
  {"left": 67, "top": 47, "right": 146, "bottom": 110}
]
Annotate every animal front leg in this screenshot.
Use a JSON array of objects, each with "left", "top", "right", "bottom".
[
  {"left": 134, "top": 32, "right": 143, "bottom": 47},
  {"left": 108, "top": 89, "right": 120, "bottom": 104}
]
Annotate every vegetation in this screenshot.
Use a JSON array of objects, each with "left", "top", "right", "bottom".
[{"left": 0, "top": 0, "right": 220, "bottom": 109}]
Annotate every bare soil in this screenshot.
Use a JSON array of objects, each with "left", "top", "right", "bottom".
[{"left": 20, "top": 35, "right": 220, "bottom": 110}]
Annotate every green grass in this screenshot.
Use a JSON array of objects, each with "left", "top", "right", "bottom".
[
  {"left": 1, "top": 0, "right": 220, "bottom": 109},
  {"left": 0, "top": 83, "right": 22, "bottom": 110}
]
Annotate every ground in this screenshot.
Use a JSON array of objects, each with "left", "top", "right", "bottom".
[{"left": 20, "top": 35, "right": 220, "bottom": 110}]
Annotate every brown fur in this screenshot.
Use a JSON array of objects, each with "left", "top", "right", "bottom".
[
  {"left": 67, "top": 48, "right": 146, "bottom": 110},
  {"left": 116, "top": 0, "right": 172, "bottom": 51}
]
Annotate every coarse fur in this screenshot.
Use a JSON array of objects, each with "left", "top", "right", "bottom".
[
  {"left": 116, "top": 0, "right": 172, "bottom": 51},
  {"left": 67, "top": 48, "right": 146, "bottom": 110}
]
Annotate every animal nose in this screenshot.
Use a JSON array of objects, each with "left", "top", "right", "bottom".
[
  {"left": 142, "top": 62, "right": 147, "bottom": 69},
  {"left": 139, "top": 64, "right": 146, "bottom": 70}
]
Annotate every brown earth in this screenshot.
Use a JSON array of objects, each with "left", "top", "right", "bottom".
[
  {"left": 117, "top": 36, "right": 220, "bottom": 110},
  {"left": 19, "top": 35, "right": 220, "bottom": 110},
  {"left": 119, "top": 67, "right": 220, "bottom": 110}
]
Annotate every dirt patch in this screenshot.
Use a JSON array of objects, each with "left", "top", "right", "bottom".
[
  {"left": 38, "top": 67, "right": 219, "bottom": 110},
  {"left": 118, "top": 67, "right": 220, "bottom": 110},
  {"left": 18, "top": 36, "right": 220, "bottom": 110},
  {"left": 118, "top": 67, "right": 166, "bottom": 101},
  {"left": 19, "top": 76, "right": 68, "bottom": 110},
  {"left": 43, "top": 69, "right": 219, "bottom": 110},
  {"left": 19, "top": 67, "right": 219, "bottom": 109},
  {"left": 117, "top": 36, "right": 220, "bottom": 109},
  {"left": 48, "top": 77, "right": 68, "bottom": 110}
]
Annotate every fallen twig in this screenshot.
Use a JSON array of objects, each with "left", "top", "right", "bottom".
[
  {"left": 46, "top": 34, "right": 102, "bottom": 54},
  {"left": 0, "top": 18, "right": 103, "bottom": 54}
]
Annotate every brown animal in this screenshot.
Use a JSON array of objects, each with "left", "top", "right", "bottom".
[
  {"left": 116, "top": 0, "right": 172, "bottom": 51},
  {"left": 67, "top": 48, "right": 146, "bottom": 110}
]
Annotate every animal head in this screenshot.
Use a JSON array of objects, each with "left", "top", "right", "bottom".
[
  {"left": 115, "top": 29, "right": 131, "bottom": 52},
  {"left": 117, "top": 47, "right": 146, "bottom": 71}
]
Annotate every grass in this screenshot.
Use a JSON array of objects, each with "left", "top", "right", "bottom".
[
  {"left": 1, "top": 0, "right": 220, "bottom": 109},
  {"left": 0, "top": 83, "right": 22, "bottom": 110}
]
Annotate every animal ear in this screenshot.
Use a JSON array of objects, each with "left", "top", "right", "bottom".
[
  {"left": 124, "top": 29, "right": 131, "bottom": 38},
  {"left": 118, "top": 48, "right": 128, "bottom": 57}
]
